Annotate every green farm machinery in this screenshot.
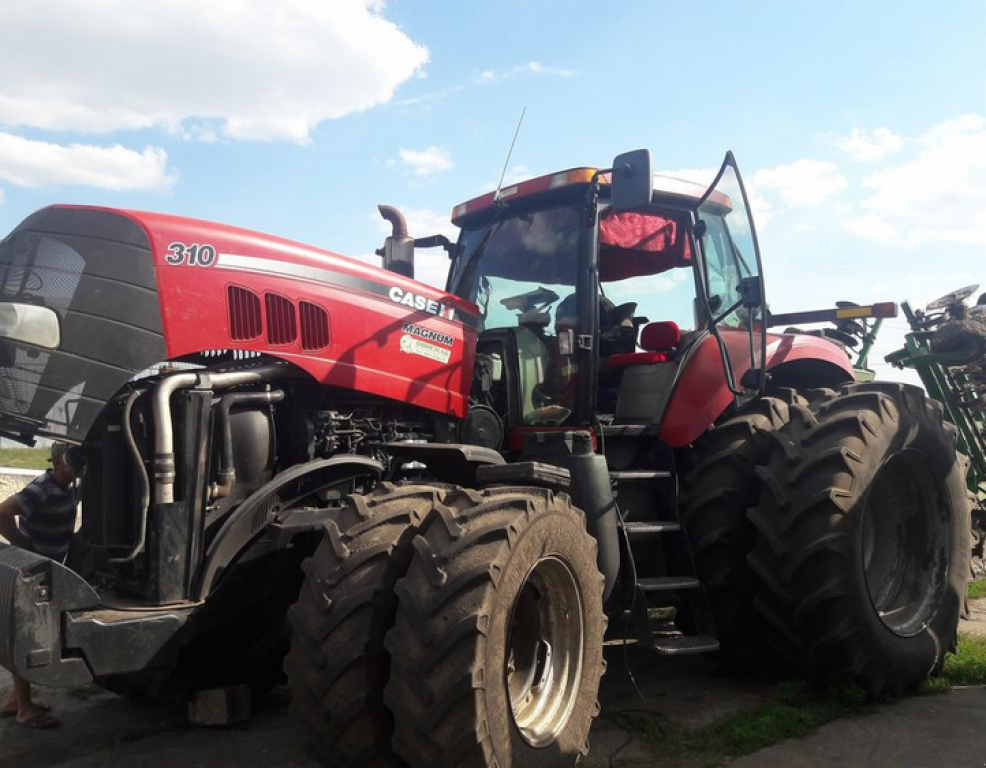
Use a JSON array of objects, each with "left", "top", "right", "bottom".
[{"left": 885, "top": 285, "right": 986, "bottom": 570}]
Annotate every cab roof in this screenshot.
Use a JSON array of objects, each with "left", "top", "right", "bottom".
[{"left": 451, "top": 167, "right": 718, "bottom": 225}]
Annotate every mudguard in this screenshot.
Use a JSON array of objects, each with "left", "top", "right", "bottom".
[
  {"left": 194, "top": 455, "right": 384, "bottom": 599},
  {"left": 659, "top": 332, "right": 854, "bottom": 447}
]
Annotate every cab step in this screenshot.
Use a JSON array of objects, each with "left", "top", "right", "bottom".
[
  {"left": 609, "top": 470, "right": 671, "bottom": 482},
  {"left": 623, "top": 521, "right": 680, "bottom": 537},
  {"left": 600, "top": 423, "right": 662, "bottom": 439},
  {"left": 637, "top": 576, "right": 700, "bottom": 592},
  {"left": 652, "top": 634, "right": 720, "bottom": 655}
]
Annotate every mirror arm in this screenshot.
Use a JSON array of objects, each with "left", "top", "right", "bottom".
[{"left": 413, "top": 234, "right": 461, "bottom": 259}]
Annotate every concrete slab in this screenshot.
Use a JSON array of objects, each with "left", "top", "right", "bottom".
[{"left": 729, "top": 686, "right": 986, "bottom": 768}]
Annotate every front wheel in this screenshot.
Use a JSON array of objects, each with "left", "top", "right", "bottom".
[
  {"left": 384, "top": 487, "right": 606, "bottom": 767},
  {"left": 749, "top": 382, "right": 972, "bottom": 696}
]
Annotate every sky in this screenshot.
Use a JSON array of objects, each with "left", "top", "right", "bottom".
[{"left": 1, "top": 0, "right": 985, "bottom": 384}]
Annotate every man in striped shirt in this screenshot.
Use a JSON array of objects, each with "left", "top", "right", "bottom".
[{"left": 0, "top": 442, "right": 79, "bottom": 729}]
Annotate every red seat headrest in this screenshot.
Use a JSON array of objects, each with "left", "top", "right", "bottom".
[{"left": 640, "top": 321, "right": 681, "bottom": 352}]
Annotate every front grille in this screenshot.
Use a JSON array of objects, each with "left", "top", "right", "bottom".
[
  {"left": 265, "top": 293, "right": 297, "bottom": 346},
  {"left": 299, "top": 300, "right": 329, "bottom": 350},
  {"left": 227, "top": 285, "right": 262, "bottom": 340}
]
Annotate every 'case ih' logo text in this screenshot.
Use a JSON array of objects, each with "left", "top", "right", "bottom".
[{"left": 388, "top": 287, "right": 456, "bottom": 320}]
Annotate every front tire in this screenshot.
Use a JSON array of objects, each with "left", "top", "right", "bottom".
[
  {"left": 385, "top": 487, "right": 606, "bottom": 768},
  {"left": 286, "top": 483, "right": 447, "bottom": 767},
  {"left": 749, "top": 382, "right": 972, "bottom": 696}
]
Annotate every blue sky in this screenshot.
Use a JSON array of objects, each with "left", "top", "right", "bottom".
[{"left": 1, "top": 0, "right": 985, "bottom": 382}]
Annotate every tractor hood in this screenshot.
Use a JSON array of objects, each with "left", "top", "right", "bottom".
[
  {"left": 0, "top": 205, "right": 477, "bottom": 444},
  {"left": 0, "top": 206, "right": 165, "bottom": 443}
]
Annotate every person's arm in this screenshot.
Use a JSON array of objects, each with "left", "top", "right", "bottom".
[{"left": 0, "top": 495, "right": 34, "bottom": 550}]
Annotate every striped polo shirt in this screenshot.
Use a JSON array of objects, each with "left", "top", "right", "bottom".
[{"left": 14, "top": 470, "right": 76, "bottom": 562}]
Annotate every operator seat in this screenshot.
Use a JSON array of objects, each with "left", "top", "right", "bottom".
[
  {"left": 606, "top": 321, "right": 683, "bottom": 423},
  {"left": 606, "top": 321, "right": 682, "bottom": 368}
]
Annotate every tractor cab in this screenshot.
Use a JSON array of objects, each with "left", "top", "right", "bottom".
[{"left": 441, "top": 151, "right": 767, "bottom": 449}]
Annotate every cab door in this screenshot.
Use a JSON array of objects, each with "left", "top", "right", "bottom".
[{"left": 693, "top": 152, "right": 767, "bottom": 399}]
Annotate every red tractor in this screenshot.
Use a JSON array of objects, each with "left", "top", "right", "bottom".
[{"left": 0, "top": 151, "right": 970, "bottom": 767}]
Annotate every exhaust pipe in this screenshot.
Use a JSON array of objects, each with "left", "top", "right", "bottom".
[{"left": 376, "top": 205, "right": 415, "bottom": 279}]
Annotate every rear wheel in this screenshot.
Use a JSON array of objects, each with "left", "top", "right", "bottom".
[
  {"left": 286, "top": 483, "right": 447, "bottom": 768},
  {"left": 679, "top": 389, "right": 805, "bottom": 670},
  {"left": 749, "top": 382, "right": 972, "bottom": 696},
  {"left": 385, "top": 487, "right": 606, "bottom": 768}
]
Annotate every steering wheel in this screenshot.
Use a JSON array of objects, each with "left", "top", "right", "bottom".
[{"left": 500, "top": 286, "right": 560, "bottom": 312}]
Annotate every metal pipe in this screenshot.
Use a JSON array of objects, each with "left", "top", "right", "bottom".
[
  {"left": 109, "top": 389, "right": 150, "bottom": 564},
  {"left": 152, "top": 373, "right": 198, "bottom": 504},
  {"left": 211, "top": 390, "right": 285, "bottom": 501},
  {"left": 153, "top": 364, "right": 294, "bottom": 504},
  {"left": 378, "top": 205, "right": 408, "bottom": 238}
]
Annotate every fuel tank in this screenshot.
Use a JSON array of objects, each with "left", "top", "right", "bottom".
[{"left": 0, "top": 205, "right": 477, "bottom": 442}]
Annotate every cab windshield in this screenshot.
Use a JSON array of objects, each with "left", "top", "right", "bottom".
[
  {"left": 451, "top": 204, "right": 582, "bottom": 332},
  {"left": 451, "top": 204, "right": 582, "bottom": 426}
]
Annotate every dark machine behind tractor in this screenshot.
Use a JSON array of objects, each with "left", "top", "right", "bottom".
[{"left": 0, "top": 151, "right": 971, "bottom": 767}]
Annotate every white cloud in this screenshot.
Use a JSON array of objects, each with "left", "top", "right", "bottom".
[
  {"left": 752, "top": 160, "right": 848, "bottom": 207},
  {"left": 478, "top": 61, "right": 576, "bottom": 83},
  {"left": 842, "top": 114, "right": 986, "bottom": 248},
  {"left": 395, "top": 146, "right": 453, "bottom": 176},
  {"left": 833, "top": 127, "right": 905, "bottom": 162},
  {"left": 0, "top": 0, "right": 428, "bottom": 143},
  {"left": 0, "top": 133, "right": 174, "bottom": 190}
]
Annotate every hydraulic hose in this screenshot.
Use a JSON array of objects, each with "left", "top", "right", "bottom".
[{"left": 109, "top": 389, "right": 150, "bottom": 564}]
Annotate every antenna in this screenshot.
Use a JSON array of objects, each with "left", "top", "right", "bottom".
[{"left": 493, "top": 106, "right": 526, "bottom": 205}]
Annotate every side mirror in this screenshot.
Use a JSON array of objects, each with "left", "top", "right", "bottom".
[
  {"left": 376, "top": 205, "right": 415, "bottom": 279},
  {"left": 610, "top": 149, "right": 652, "bottom": 212}
]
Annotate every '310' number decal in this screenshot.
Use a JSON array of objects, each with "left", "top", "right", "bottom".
[{"left": 166, "top": 242, "right": 217, "bottom": 267}]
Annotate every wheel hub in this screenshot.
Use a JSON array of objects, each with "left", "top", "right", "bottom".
[
  {"left": 506, "top": 556, "right": 585, "bottom": 747},
  {"left": 862, "top": 450, "right": 952, "bottom": 637}
]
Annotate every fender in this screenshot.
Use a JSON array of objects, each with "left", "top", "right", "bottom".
[
  {"left": 194, "top": 455, "right": 383, "bottom": 599},
  {"left": 659, "top": 331, "right": 854, "bottom": 447}
]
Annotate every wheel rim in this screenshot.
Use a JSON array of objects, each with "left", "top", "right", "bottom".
[
  {"left": 505, "top": 555, "right": 585, "bottom": 747},
  {"left": 861, "top": 450, "right": 952, "bottom": 637}
]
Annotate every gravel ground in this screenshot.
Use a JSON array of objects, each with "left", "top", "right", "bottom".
[{"left": 0, "top": 473, "right": 31, "bottom": 502}]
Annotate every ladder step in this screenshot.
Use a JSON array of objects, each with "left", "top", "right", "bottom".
[
  {"left": 609, "top": 470, "right": 671, "bottom": 482},
  {"left": 637, "top": 576, "right": 700, "bottom": 592},
  {"left": 623, "top": 521, "right": 680, "bottom": 537},
  {"left": 652, "top": 634, "right": 720, "bottom": 655},
  {"left": 601, "top": 424, "right": 662, "bottom": 438}
]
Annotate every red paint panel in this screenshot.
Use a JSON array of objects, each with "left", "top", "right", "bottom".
[
  {"left": 659, "top": 331, "right": 855, "bottom": 447},
  {"left": 55, "top": 205, "right": 477, "bottom": 418}
]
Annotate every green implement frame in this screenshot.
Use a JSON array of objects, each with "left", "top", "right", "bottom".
[{"left": 885, "top": 301, "right": 986, "bottom": 501}]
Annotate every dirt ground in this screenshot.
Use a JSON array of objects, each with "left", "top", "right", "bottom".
[
  {"left": 2, "top": 617, "right": 984, "bottom": 768},
  {"left": 0, "top": 644, "right": 771, "bottom": 768}
]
